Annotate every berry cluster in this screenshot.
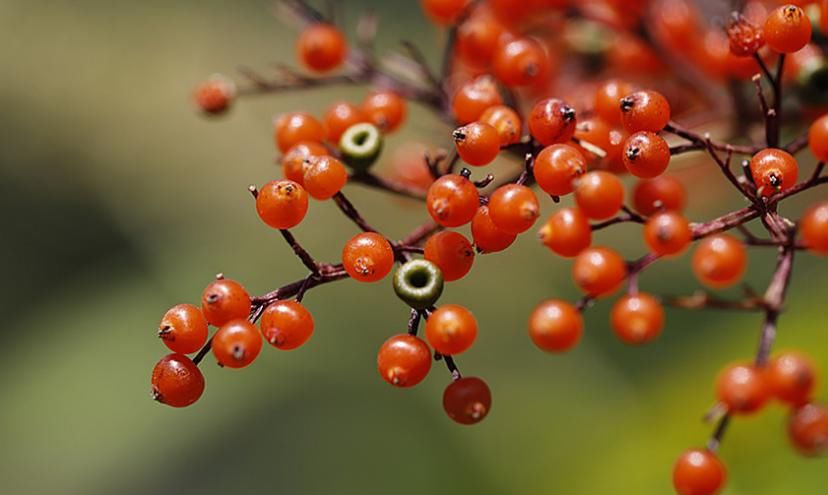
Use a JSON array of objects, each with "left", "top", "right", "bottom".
[{"left": 166, "top": 1, "right": 828, "bottom": 493}]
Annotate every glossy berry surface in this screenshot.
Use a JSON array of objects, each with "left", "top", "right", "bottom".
[
  {"left": 443, "top": 377, "right": 492, "bottom": 425},
  {"left": 421, "top": 0, "right": 468, "bottom": 25},
  {"left": 594, "top": 79, "right": 634, "bottom": 125},
  {"left": 533, "top": 144, "right": 587, "bottom": 196},
  {"left": 763, "top": 5, "right": 812, "bottom": 54},
  {"left": 801, "top": 201, "right": 828, "bottom": 254},
  {"left": 342, "top": 232, "right": 395, "bottom": 282},
  {"left": 260, "top": 300, "right": 315, "bottom": 350},
  {"left": 573, "top": 171, "right": 624, "bottom": 220},
  {"left": 808, "top": 114, "right": 828, "bottom": 162},
  {"left": 201, "top": 278, "right": 251, "bottom": 327},
  {"left": 362, "top": 91, "right": 406, "bottom": 133},
  {"left": 528, "top": 98, "right": 577, "bottom": 146},
  {"left": 749, "top": 148, "right": 799, "bottom": 197},
  {"left": 610, "top": 293, "right": 664, "bottom": 345},
  {"left": 715, "top": 363, "right": 770, "bottom": 414},
  {"left": 623, "top": 131, "right": 671, "bottom": 178},
  {"left": 572, "top": 247, "right": 627, "bottom": 297},
  {"left": 324, "top": 101, "right": 367, "bottom": 143},
  {"left": 303, "top": 155, "right": 348, "bottom": 200},
  {"left": 256, "top": 180, "right": 309, "bottom": 229},
  {"left": 767, "top": 352, "right": 817, "bottom": 406},
  {"left": 632, "top": 175, "right": 686, "bottom": 215},
  {"left": 456, "top": 13, "right": 505, "bottom": 65},
  {"left": 788, "top": 403, "right": 828, "bottom": 456},
  {"left": 377, "top": 334, "right": 432, "bottom": 387},
  {"left": 453, "top": 122, "right": 501, "bottom": 166},
  {"left": 426, "top": 174, "right": 480, "bottom": 227},
  {"left": 692, "top": 234, "right": 747, "bottom": 288},
  {"left": 393, "top": 259, "right": 444, "bottom": 309},
  {"left": 274, "top": 112, "right": 325, "bottom": 153},
  {"left": 493, "top": 37, "right": 550, "bottom": 87},
  {"left": 452, "top": 76, "right": 503, "bottom": 124},
  {"left": 488, "top": 184, "right": 540, "bottom": 234},
  {"left": 471, "top": 205, "right": 517, "bottom": 253},
  {"left": 158, "top": 304, "right": 209, "bottom": 355},
  {"left": 282, "top": 141, "right": 328, "bottom": 185},
  {"left": 425, "top": 304, "right": 478, "bottom": 356},
  {"left": 672, "top": 449, "right": 727, "bottom": 495},
  {"left": 538, "top": 207, "right": 592, "bottom": 257},
  {"left": 620, "top": 90, "right": 671, "bottom": 133},
  {"left": 643, "top": 211, "right": 692, "bottom": 256},
  {"left": 212, "top": 319, "right": 263, "bottom": 369},
  {"left": 297, "top": 23, "right": 347, "bottom": 72},
  {"left": 424, "top": 231, "right": 475, "bottom": 281},
  {"left": 480, "top": 105, "right": 522, "bottom": 146},
  {"left": 151, "top": 353, "right": 205, "bottom": 408},
  {"left": 528, "top": 299, "right": 583, "bottom": 352}
]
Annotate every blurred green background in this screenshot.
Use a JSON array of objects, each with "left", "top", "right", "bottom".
[{"left": 1, "top": 1, "right": 826, "bottom": 494}]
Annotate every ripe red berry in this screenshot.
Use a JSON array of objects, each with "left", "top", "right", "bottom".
[
  {"left": 296, "top": 23, "right": 348, "bottom": 72},
  {"left": 788, "top": 403, "right": 828, "bottom": 456},
  {"left": 749, "top": 148, "right": 799, "bottom": 197},
  {"left": 479, "top": 105, "right": 522, "bottom": 146},
  {"left": 282, "top": 141, "right": 329, "bottom": 185},
  {"left": 425, "top": 304, "right": 478, "bottom": 355},
  {"left": 643, "top": 211, "right": 692, "bottom": 256},
  {"left": 632, "top": 175, "right": 686, "bottom": 215},
  {"left": 471, "top": 205, "right": 517, "bottom": 253},
  {"left": 692, "top": 234, "right": 747, "bottom": 288},
  {"left": 716, "top": 362, "right": 770, "bottom": 414},
  {"left": 727, "top": 13, "right": 765, "bottom": 56},
  {"left": 260, "top": 300, "right": 315, "bottom": 350},
  {"left": 764, "top": 5, "right": 812, "bottom": 54},
  {"left": 538, "top": 207, "right": 592, "bottom": 257},
  {"left": 488, "top": 184, "right": 540, "bottom": 234},
  {"left": 610, "top": 293, "right": 664, "bottom": 345},
  {"left": 194, "top": 77, "right": 235, "bottom": 115},
  {"left": 151, "top": 353, "right": 205, "bottom": 408},
  {"left": 620, "top": 90, "right": 671, "bottom": 133},
  {"left": 424, "top": 231, "right": 475, "bottom": 281},
  {"left": 456, "top": 14, "right": 506, "bottom": 66},
  {"left": 201, "top": 278, "right": 252, "bottom": 327},
  {"left": 672, "top": 449, "right": 727, "bottom": 495},
  {"left": 801, "top": 201, "right": 828, "bottom": 254},
  {"left": 623, "top": 131, "right": 671, "bottom": 178},
  {"left": 323, "top": 101, "right": 367, "bottom": 143},
  {"left": 493, "top": 37, "right": 551, "bottom": 88},
  {"left": 528, "top": 98, "right": 577, "bottom": 146},
  {"left": 302, "top": 155, "right": 348, "bottom": 200},
  {"left": 533, "top": 144, "right": 587, "bottom": 196},
  {"left": 377, "top": 334, "right": 433, "bottom": 387},
  {"left": 256, "top": 180, "right": 309, "bottom": 229},
  {"left": 594, "top": 79, "right": 634, "bottom": 126},
  {"left": 342, "top": 232, "right": 395, "bottom": 283},
  {"left": 573, "top": 171, "right": 625, "bottom": 220},
  {"left": 212, "top": 319, "right": 262, "bottom": 368},
  {"left": 451, "top": 76, "right": 503, "bottom": 124},
  {"left": 158, "top": 304, "right": 209, "bottom": 355},
  {"left": 528, "top": 299, "right": 583, "bottom": 352},
  {"left": 362, "top": 91, "right": 407, "bottom": 133},
  {"left": 426, "top": 174, "right": 480, "bottom": 227},
  {"left": 572, "top": 117, "right": 612, "bottom": 165},
  {"left": 443, "top": 376, "right": 492, "bottom": 425},
  {"left": 453, "top": 122, "right": 501, "bottom": 166},
  {"left": 274, "top": 112, "right": 325, "bottom": 153},
  {"left": 421, "top": 0, "right": 469, "bottom": 25},
  {"left": 767, "top": 351, "right": 817, "bottom": 406},
  {"left": 808, "top": 114, "right": 828, "bottom": 162},
  {"left": 572, "top": 247, "right": 627, "bottom": 297}
]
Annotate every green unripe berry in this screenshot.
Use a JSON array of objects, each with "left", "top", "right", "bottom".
[
  {"left": 339, "top": 123, "right": 383, "bottom": 172},
  {"left": 393, "top": 259, "right": 444, "bottom": 310}
]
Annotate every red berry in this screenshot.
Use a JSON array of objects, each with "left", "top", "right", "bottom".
[
  {"left": 151, "top": 353, "right": 205, "bottom": 408},
  {"left": 692, "top": 234, "right": 747, "bottom": 288},
  {"left": 764, "top": 5, "right": 812, "bottom": 54},
  {"left": 425, "top": 304, "right": 478, "bottom": 355},
  {"left": 426, "top": 174, "right": 480, "bottom": 227},
  {"left": 421, "top": 0, "right": 469, "bottom": 25},
  {"left": 620, "top": 90, "right": 671, "bottom": 133},
  {"left": 194, "top": 77, "right": 235, "bottom": 114},
  {"left": 749, "top": 148, "right": 799, "bottom": 197},
  {"left": 715, "top": 362, "right": 770, "bottom": 414},
  {"left": 643, "top": 211, "right": 692, "bottom": 256},
  {"left": 493, "top": 37, "right": 551, "bottom": 88},
  {"left": 573, "top": 171, "right": 625, "bottom": 220},
  {"left": 788, "top": 403, "right": 828, "bottom": 456},
  {"left": 632, "top": 175, "right": 686, "bottom": 215},
  {"left": 727, "top": 13, "right": 765, "bottom": 57},
  {"left": 767, "top": 351, "right": 817, "bottom": 406},
  {"left": 452, "top": 76, "right": 503, "bottom": 124},
  {"left": 256, "top": 180, "right": 309, "bottom": 229},
  {"left": 377, "top": 334, "right": 433, "bottom": 387},
  {"left": 610, "top": 293, "right": 664, "bottom": 345},
  {"left": 538, "top": 207, "right": 592, "bottom": 257},
  {"left": 260, "top": 300, "right": 315, "bottom": 350},
  {"left": 201, "top": 278, "right": 251, "bottom": 327},
  {"left": 623, "top": 131, "right": 671, "bottom": 178},
  {"left": 528, "top": 98, "right": 577, "bottom": 146},
  {"left": 672, "top": 448, "right": 727, "bottom": 495},
  {"left": 533, "top": 144, "right": 587, "bottom": 196},
  {"left": 443, "top": 376, "right": 492, "bottom": 425},
  {"left": 456, "top": 14, "right": 507, "bottom": 66},
  {"left": 212, "top": 319, "right": 263, "bottom": 369},
  {"left": 453, "top": 122, "right": 501, "bottom": 166},
  {"left": 342, "top": 232, "right": 395, "bottom": 283},
  {"left": 528, "top": 299, "right": 583, "bottom": 352},
  {"left": 594, "top": 79, "right": 634, "bottom": 126},
  {"left": 274, "top": 112, "right": 325, "bottom": 153},
  {"left": 323, "top": 101, "right": 367, "bottom": 143},
  {"left": 296, "top": 23, "right": 348, "bottom": 72},
  {"left": 282, "top": 141, "right": 328, "bottom": 185},
  {"left": 158, "top": 304, "right": 209, "bottom": 355},
  {"left": 808, "top": 114, "right": 828, "bottom": 162},
  {"left": 471, "top": 205, "right": 517, "bottom": 253},
  {"left": 488, "top": 184, "right": 540, "bottom": 234},
  {"left": 479, "top": 105, "right": 522, "bottom": 146},
  {"left": 362, "top": 91, "right": 407, "bottom": 133},
  {"left": 424, "top": 231, "right": 475, "bottom": 281},
  {"left": 801, "top": 201, "right": 828, "bottom": 254},
  {"left": 303, "top": 155, "right": 348, "bottom": 200},
  {"left": 572, "top": 247, "right": 627, "bottom": 297}
]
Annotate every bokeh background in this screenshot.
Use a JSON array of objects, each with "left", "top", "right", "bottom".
[{"left": 1, "top": 1, "right": 827, "bottom": 494}]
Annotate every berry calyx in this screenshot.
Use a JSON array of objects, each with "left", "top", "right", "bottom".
[
  {"left": 763, "top": 5, "right": 812, "bottom": 54},
  {"left": 339, "top": 123, "right": 383, "bottom": 172},
  {"left": 749, "top": 148, "right": 799, "bottom": 197}
]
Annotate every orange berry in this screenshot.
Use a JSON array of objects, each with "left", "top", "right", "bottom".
[
  {"left": 572, "top": 247, "right": 627, "bottom": 297},
  {"left": 256, "top": 180, "right": 309, "bottom": 229},
  {"left": 274, "top": 112, "right": 325, "bottom": 153},
  {"left": 528, "top": 299, "right": 583, "bottom": 352},
  {"left": 296, "top": 23, "right": 348, "bottom": 72},
  {"left": 692, "top": 234, "right": 747, "bottom": 288}
]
